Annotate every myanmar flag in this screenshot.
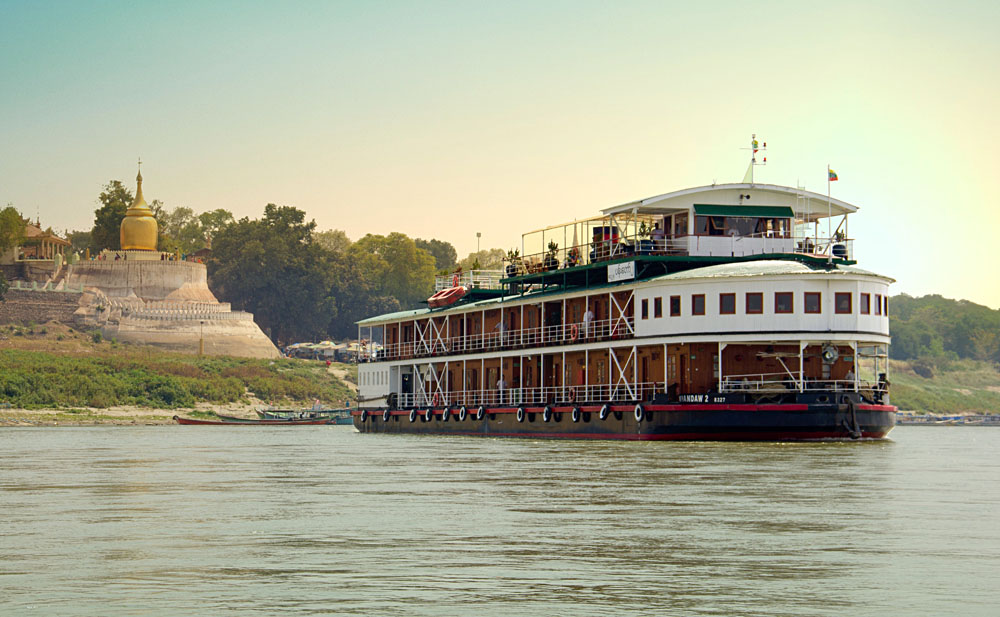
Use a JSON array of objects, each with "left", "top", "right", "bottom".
[{"left": 828, "top": 169, "right": 839, "bottom": 181}]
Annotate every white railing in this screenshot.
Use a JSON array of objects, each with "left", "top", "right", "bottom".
[
  {"left": 721, "top": 372, "right": 875, "bottom": 393},
  {"left": 366, "top": 316, "right": 634, "bottom": 362},
  {"left": 504, "top": 235, "right": 854, "bottom": 278},
  {"left": 397, "top": 382, "right": 662, "bottom": 408},
  {"left": 434, "top": 270, "right": 504, "bottom": 291}
]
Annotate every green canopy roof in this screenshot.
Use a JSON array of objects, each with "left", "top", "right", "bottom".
[{"left": 693, "top": 204, "right": 794, "bottom": 218}]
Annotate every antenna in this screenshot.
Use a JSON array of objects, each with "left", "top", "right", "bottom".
[{"left": 739, "top": 134, "right": 767, "bottom": 183}]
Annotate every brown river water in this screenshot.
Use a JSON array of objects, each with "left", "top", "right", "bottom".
[{"left": 1, "top": 425, "right": 998, "bottom": 616}]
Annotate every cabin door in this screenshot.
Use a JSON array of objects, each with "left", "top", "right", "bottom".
[{"left": 668, "top": 344, "right": 691, "bottom": 397}]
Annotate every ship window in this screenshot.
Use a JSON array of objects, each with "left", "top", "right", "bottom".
[
  {"left": 692, "top": 294, "right": 705, "bottom": 315},
  {"left": 775, "top": 292, "right": 793, "bottom": 314},
  {"left": 836, "top": 292, "right": 852, "bottom": 314},
  {"left": 874, "top": 294, "right": 882, "bottom": 315},
  {"left": 670, "top": 295, "right": 681, "bottom": 316},
  {"left": 641, "top": 299, "right": 649, "bottom": 320},
  {"left": 654, "top": 297, "right": 663, "bottom": 318},
  {"left": 746, "top": 292, "right": 763, "bottom": 314},
  {"left": 805, "top": 292, "right": 821, "bottom": 314},
  {"left": 884, "top": 296, "right": 889, "bottom": 316},
  {"left": 861, "top": 293, "right": 871, "bottom": 314},
  {"left": 719, "top": 293, "right": 735, "bottom": 315}
]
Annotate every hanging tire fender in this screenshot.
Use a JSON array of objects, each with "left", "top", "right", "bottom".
[
  {"left": 476, "top": 406, "right": 486, "bottom": 421},
  {"left": 360, "top": 410, "right": 368, "bottom": 422},
  {"left": 383, "top": 409, "right": 391, "bottom": 422},
  {"left": 571, "top": 407, "right": 581, "bottom": 423},
  {"left": 409, "top": 409, "right": 417, "bottom": 422},
  {"left": 634, "top": 404, "right": 644, "bottom": 422},
  {"left": 424, "top": 408, "right": 433, "bottom": 422},
  {"left": 599, "top": 404, "right": 610, "bottom": 420},
  {"left": 542, "top": 406, "right": 552, "bottom": 422},
  {"left": 442, "top": 406, "right": 450, "bottom": 421},
  {"left": 459, "top": 406, "right": 468, "bottom": 421},
  {"left": 516, "top": 406, "right": 525, "bottom": 422}
]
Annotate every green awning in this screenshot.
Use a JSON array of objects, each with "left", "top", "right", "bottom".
[{"left": 693, "top": 204, "right": 794, "bottom": 218}]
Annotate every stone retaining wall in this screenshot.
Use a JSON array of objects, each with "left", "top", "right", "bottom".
[{"left": 0, "top": 289, "right": 83, "bottom": 325}]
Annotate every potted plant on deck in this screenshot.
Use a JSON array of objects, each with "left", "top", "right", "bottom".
[
  {"left": 505, "top": 248, "right": 522, "bottom": 278},
  {"left": 543, "top": 240, "right": 559, "bottom": 271}
]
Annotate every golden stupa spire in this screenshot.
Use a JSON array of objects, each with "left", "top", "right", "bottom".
[
  {"left": 132, "top": 157, "right": 148, "bottom": 210},
  {"left": 120, "top": 156, "right": 158, "bottom": 250}
]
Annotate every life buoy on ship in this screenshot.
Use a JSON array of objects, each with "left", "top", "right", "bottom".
[
  {"left": 476, "top": 406, "right": 486, "bottom": 420},
  {"left": 432, "top": 393, "right": 441, "bottom": 407},
  {"left": 409, "top": 409, "right": 417, "bottom": 422},
  {"left": 599, "top": 404, "right": 610, "bottom": 420},
  {"left": 569, "top": 323, "right": 579, "bottom": 342},
  {"left": 542, "top": 406, "right": 552, "bottom": 422},
  {"left": 424, "top": 408, "right": 434, "bottom": 422},
  {"left": 459, "top": 406, "right": 468, "bottom": 421},
  {"left": 442, "top": 407, "right": 450, "bottom": 421},
  {"left": 383, "top": 409, "right": 391, "bottom": 421},
  {"left": 571, "top": 407, "right": 581, "bottom": 423},
  {"left": 634, "top": 404, "right": 645, "bottom": 422},
  {"left": 516, "top": 407, "right": 525, "bottom": 422},
  {"left": 567, "top": 388, "right": 576, "bottom": 404},
  {"left": 360, "top": 410, "right": 368, "bottom": 422}
]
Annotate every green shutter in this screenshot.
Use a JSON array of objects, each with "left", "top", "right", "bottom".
[{"left": 693, "top": 204, "right": 794, "bottom": 218}]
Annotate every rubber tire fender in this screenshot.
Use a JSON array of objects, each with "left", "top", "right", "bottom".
[
  {"left": 459, "top": 406, "right": 468, "bottom": 421},
  {"left": 634, "top": 404, "right": 644, "bottom": 422},
  {"left": 424, "top": 408, "right": 433, "bottom": 422},
  {"left": 476, "top": 406, "right": 486, "bottom": 421},
  {"left": 598, "top": 404, "right": 610, "bottom": 420},
  {"left": 542, "top": 406, "right": 552, "bottom": 422},
  {"left": 409, "top": 409, "right": 417, "bottom": 423},
  {"left": 383, "top": 409, "right": 391, "bottom": 422},
  {"left": 571, "top": 407, "right": 581, "bottom": 423},
  {"left": 442, "top": 407, "right": 450, "bottom": 422},
  {"left": 516, "top": 407, "right": 525, "bottom": 422}
]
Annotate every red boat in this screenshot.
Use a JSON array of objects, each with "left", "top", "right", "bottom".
[{"left": 173, "top": 415, "right": 333, "bottom": 425}]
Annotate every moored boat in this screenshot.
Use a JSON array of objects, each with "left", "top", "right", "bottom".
[
  {"left": 173, "top": 415, "right": 333, "bottom": 425},
  {"left": 352, "top": 139, "right": 897, "bottom": 440}
]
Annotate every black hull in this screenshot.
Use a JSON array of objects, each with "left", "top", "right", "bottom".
[{"left": 352, "top": 403, "right": 896, "bottom": 441}]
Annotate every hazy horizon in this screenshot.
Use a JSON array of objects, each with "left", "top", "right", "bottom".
[{"left": 3, "top": 1, "right": 998, "bottom": 308}]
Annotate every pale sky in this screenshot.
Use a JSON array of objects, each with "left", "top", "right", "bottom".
[{"left": 2, "top": 0, "right": 999, "bottom": 307}]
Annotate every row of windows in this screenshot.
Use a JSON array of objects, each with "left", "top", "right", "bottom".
[
  {"left": 361, "top": 370, "right": 388, "bottom": 386},
  {"left": 639, "top": 292, "right": 889, "bottom": 319}
]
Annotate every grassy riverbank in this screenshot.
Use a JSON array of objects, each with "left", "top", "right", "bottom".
[
  {"left": 0, "top": 323, "right": 355, "bottom": 414},
  {"left": 890, "top": 359, "right": 1000, "bottom": 414}
]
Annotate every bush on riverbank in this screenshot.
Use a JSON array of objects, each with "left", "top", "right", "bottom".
[
  {"left": 0, "top": 347, "right": 353, "bottom": 410},
  {"left": 890, "top": 359, "right": 1000, "bottom": 414}
]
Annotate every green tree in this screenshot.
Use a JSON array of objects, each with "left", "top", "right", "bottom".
[
  {"left": 0, "top": 206, "right": 26, "bottom": 255},
  {"left": 415, "top": 238, "right": 458, "bottom": 271},
  {"left": 208, "top": 204, "right": 335, "bottom": 344},
  {"left": 458, "top": 248, "right": 505, "bottom": 271},
  {"left": 65, "top": 229, "right": 92, "bottom": 254},
  {"left": 315, "top": 229, "right": 352, "bottom": 254},
  {"left": 198, "top": 209, "right": 235, "bottom": 241},
  {"left": 91, "top": 180, "right": 133, "bottom": 251},
  {"left": 354, "top": 233, "right": 436, "bottom": 308}
]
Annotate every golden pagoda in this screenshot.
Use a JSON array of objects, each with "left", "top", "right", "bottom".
[{"left": 120, "top": 161, "right": 158, "bottom": 251}]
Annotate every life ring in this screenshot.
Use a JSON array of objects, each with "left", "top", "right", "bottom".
[
  {"left": 360, "top": 410, "right": 368, "bottom": 422},
  {"left": 476, "top": 406, "right": 486, "bottom": 420},
  {"left": 459, "top": 406, "right": 468, "bottom": 421},
  {"left": 442, "top": 407, "right": 450, "bottom": 421},
  {"left": 516, "top": 407, "right": 525, "bottom": 422},
  {"left": 383, "top": 409, "right": 391, "bottom": 421},
  {"left": 599, "top": 404, "right": 610, "bottom": 420},
  {"left": 567, "top": 388, "right": 577, "bottom": 404},
  {"left": 432, "top": 393, "right": 440, "bottom": 407},
  {"left": 634, "top": 404, "right": 644, "bottom": 422},
  {"left": 542, "top": 406, "right": 552, "bottom": 422},
  {"left": 424, "top": 408, "right": 433, "bottom": 422},
  {"left": 571, "top": 407, "right": 581, "bottom": 423},
  {"left": 569, "top": 323, "right": 579, "bottom": 342},
  {"left": 409, "top": 409, "right": 417, "bottom": 422}
]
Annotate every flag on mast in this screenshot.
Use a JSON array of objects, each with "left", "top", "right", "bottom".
[{"left": 828, "top": 168, "right": 839, "bottom": 182}]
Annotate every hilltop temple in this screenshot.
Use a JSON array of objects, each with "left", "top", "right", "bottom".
[{"left": 63, "top": 164, "right": 279, "bottom": 358}]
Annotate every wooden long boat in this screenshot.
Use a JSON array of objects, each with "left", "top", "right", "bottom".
[{"left": 173, "top": 415, "right": 333, "bottom": 425}]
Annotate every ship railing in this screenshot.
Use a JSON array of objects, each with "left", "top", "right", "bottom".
[
  {"left": 504, "top": 235, "right": 855, "bottom": 279},
  {"left": 433, "top": 270, "right": 504, "bottom": 291},
  {"left": 368, "top": 316, "right": 635, "bottom": 362},
  {"left": 396, "top": 383, "right": 662, "bottom": 408},
  {"left": 721, "top": 373, "right": 876, "bottom": 393}
]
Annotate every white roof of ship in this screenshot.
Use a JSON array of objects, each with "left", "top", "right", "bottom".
[{"left": 602, "top": 183, "right": 858, "bottom": 219}]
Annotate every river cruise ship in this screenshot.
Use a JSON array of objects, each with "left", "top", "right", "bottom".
[{"left": 352, "top": 180, "right": 896, "bottom": 440}]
